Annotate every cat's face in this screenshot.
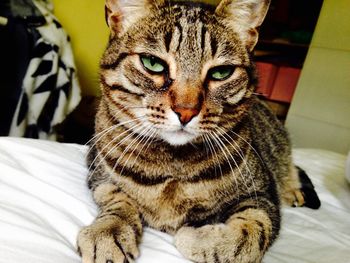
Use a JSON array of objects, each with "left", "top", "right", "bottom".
[{"left": 100, "top": 0, "right": 270, "bottom": 146}]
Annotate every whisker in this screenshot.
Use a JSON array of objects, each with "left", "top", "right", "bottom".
[
  {"left": 207, "top": 131, "right": 239, "bottom": 195},
  {"left": 129, "top": 127, "right": 158, "bottom": 169},
  {"left": 88, "top": 121, "right": 146, "bottom": 175},
  {"left": 118, "top": 125, "right": 154, "bottom": 175},
  {"left": 215, "top": 127, "right": 258, "bottom": 203},
  {"left": 83, "top": 116, "right": 114, "bottom": 147},
  {"left": 201, "top": 134, "right": 210, "bottom": 158},
  {"left": 210, "top": 129, "right": 255, "bottom": 200},
  {"left": 211, "top": 130, "right": 251, "bottom": 194},
  {"left": 109, "top": 123, "right": 152, "bottom": 174},
  {"left": 203, "top": 133, "right": 222, "bottom": 179},
  {"left": 228, "top": 130, "right": 265, "bottom": 164},
  {"left": 85, "top": 107, "right": 146, "bottom": 160},
  {"left": 84, "top": 105, "right": 145, "bottom": 147},
  {"left": 87, "top": 116, "right": 147, "bottom": 168},
  {"left": 88, "top": 124, "right": 146, "bottom": 180},
  {"left": 139, "top": 128, "right": 158, "bottom": 153},
  {"left": 84, "top": 116, "right": 146, "bottom": 159}
]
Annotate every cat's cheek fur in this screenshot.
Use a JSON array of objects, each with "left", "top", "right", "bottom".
[{"left": 226, "top": 87, "right": 248, "bottom": 105}]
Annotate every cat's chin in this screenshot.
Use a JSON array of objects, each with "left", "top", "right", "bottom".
[{"left": 160, "top": 130, "right": 198, "bottom": 146}]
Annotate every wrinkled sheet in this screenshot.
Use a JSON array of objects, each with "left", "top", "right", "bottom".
[{"left": 0, "top": 137, "right": 349, "bottom": 263}]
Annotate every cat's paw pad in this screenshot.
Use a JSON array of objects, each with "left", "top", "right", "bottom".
[{"left": 77, "top": 220, "right": 139, "bottom": 263}]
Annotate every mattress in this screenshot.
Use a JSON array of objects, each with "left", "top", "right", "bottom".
[{"left": 0, "top": 137, "right": 349, "bottom": 263}]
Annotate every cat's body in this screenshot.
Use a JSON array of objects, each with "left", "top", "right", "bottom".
[
  {"left": 89, "top": 96, "right": 291, "bottom": 234},
  {"left": 78, "top": 1, "right": 319, "bottom": 262}
]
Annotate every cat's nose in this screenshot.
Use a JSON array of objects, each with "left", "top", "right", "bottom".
[{"left": 173, "top": 107, "right": 200, "bottom": 126}]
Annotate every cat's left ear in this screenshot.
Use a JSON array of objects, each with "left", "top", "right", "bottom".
[
  {"left": 105, "top": 0, "right": 164, "bottom": 36},
  {"left": 215, "top": 0, "right": 271, "bottom": 52}
]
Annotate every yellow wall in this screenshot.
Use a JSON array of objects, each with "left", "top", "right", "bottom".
[
  {"left": 286, "top": 0, "right": 350, "bottom": 154},
  {"left": 52, "top": 0, "right": 109, "bottom": 96}
]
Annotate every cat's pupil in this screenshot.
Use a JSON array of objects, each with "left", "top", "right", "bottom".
[{"left": 150, "top": 57, "right": 156, "bottom": 66}]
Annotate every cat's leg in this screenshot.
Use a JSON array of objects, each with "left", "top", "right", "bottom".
[
  {"left": 77, "top": 183, "right": 142, "bottom": 263},
  {"left": 175, "top": 198, "right": 279, "bottom": 263},
  {"left": 282, "top": 165, "right": 321, "bottom": 209},
  {"left": 281, "top": 164, "right": 305, "bottom": 207}
]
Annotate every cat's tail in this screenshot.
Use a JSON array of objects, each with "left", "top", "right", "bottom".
[{"left": 296, "top": 166, "right": 321, "bottom": 209}]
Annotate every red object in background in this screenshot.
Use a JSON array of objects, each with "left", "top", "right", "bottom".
[
  {"left": 256, "top": 62, "right": 278, "bottom": 97},
  {"left": 270, "top": 66, "right": 301, "bottom": 103}
]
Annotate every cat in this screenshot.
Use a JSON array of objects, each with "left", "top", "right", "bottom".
[{"left": 77, "top": 0, "right": 320, "bottom": 262}]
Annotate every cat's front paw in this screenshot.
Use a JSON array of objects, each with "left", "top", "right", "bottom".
[
  {"left": 77, "top": 218, "right": 139, "bottom": 263},
  {"left": 175, "top": 223, "right": 265, "bottom": 263},
  {"left": 175, "top": 224, "right": 231, "bottom": 263}
]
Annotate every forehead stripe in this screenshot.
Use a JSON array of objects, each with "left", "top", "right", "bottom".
[
  {"left": 164, "top": 30, "right": 172, "bottom": 53},
  {"left": 174, "top": 22, "right": 183, "bottom": 51},
  {"left": 200, "top": 24, "right": 206, "bottom": 52},
  {"left": 101, "top": 77, "right": 145, "bottom": 98},
  {"left": 101, "top": 52, "right": 129, "bottom": 70},
  {"left": 210, "top": 34, "right": 218, "bottom": 57}
]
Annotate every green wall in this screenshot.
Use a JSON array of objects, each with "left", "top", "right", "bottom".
[{"left": 286, "top": 0, "right": 350, "bottom": 154}]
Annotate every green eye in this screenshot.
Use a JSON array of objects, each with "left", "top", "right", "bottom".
[
  {"left": 209, "top": 66, "right": 234, "bottom": 80},
  {"left": 140, "top": 55, "right": 166, "bottom": 73}
]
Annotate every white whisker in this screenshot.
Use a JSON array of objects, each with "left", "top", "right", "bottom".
[
  {"left": 118, "top": 125, "right": 155, "bottom": 175},
  {"left": 229, "top": 130, "right": 264, "bottom": 164},
  {"left": 88, "top": 121, "right": 146, "bottom": 176},
  {"left": 203, "top": 133, "right": 223, "bottom": 179},
  {"left": 215, "top": 127, "right": 258, "bottom": 203},
  {"left": 207, "top": 131, "right": 240, "bottom": 195},
  {"left": 84, "top": 105, "right": 145, "bottom": 147},
  {"left": 210, "top": 129, "right": 255, "bottom": 200},
  {"left": 129, "top": 127, "right": 158, "bottom": 169},
  {"left": 85, "top": 116, "right": 147, "bottom": 159}
]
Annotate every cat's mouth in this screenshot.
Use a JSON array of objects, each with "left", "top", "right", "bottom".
[
  {"left": 175, "top": 128, "right": 192, "bottom": 136},
  {"left": 159, "top": 128, "right": 198, "bottom": 146}
]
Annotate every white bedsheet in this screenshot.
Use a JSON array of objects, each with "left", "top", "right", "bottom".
[{"left": 0, "top": 137, "right": 349, "bottom": 263}]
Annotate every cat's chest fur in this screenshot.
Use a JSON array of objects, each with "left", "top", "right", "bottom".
[
  {"left": 103, "top": 136, "right": 261, "bottom": 233},
  {"left": 114, "top": 175, "right": 236, "bottom": 233}
]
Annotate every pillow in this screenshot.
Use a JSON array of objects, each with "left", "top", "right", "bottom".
[
  {"left": 0, "top": 137, "right": 349, "bottom": 263},
  {"left": 0, "top": 137, "right": 187, "bottom": 263}
]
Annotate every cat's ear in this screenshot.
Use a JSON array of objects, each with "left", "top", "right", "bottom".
[
  {"left": 215, "top": 0, "right": 270, "bottom": 51},
  {"left": 105, "top": 0, "right": 164, "bottom": 36}
]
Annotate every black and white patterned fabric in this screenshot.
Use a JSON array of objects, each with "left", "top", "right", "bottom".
[{"left": 1, "top": 0, "right": 81, "bottom": 140}]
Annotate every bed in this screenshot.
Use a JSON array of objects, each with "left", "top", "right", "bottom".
[{"left": 0, "top": 137, "right": 349, "bottom": 263}]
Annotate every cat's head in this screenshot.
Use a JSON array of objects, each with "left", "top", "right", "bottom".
[{"left": 100, "top": 0, "right": 270, "bottom": 146}]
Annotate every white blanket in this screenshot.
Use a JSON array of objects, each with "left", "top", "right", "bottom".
[{"left": 0, "top": 137, "right": 349, "bottom": 263}]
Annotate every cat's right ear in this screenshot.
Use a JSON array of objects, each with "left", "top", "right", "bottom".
[
  {"left": 105, "top": 0, "right": 164, "bottom": 37},
  {"left": 215, "top": 0, "right": 271, "bottom": 52}
]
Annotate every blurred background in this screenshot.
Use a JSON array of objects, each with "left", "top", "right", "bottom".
[{"left": 1, "top": 0, "right": 349, "bottom": 154}]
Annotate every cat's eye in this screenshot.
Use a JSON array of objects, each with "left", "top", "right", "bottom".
[
  {"left": 140, "top": 55, "right": 166, "bottom": 74},
  {"left": 208, "top": 66, "right": 235, "bottom": 81}
]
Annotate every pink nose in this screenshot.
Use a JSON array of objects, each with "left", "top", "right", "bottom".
[{"left": 173, "top": 107, "right": 200, "bottom": 125}]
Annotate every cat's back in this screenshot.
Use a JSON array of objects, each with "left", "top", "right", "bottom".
[{"left": 246, "top": 97, "right": 292, "bottom": 185}]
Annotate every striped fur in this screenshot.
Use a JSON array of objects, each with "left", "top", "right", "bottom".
[{"left": 77, "top": 1, "right": 311, "bottom": 263}]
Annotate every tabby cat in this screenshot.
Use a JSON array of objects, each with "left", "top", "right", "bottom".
[{"left": 77, "top": 0, "right": 320, "bottom": 262}]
